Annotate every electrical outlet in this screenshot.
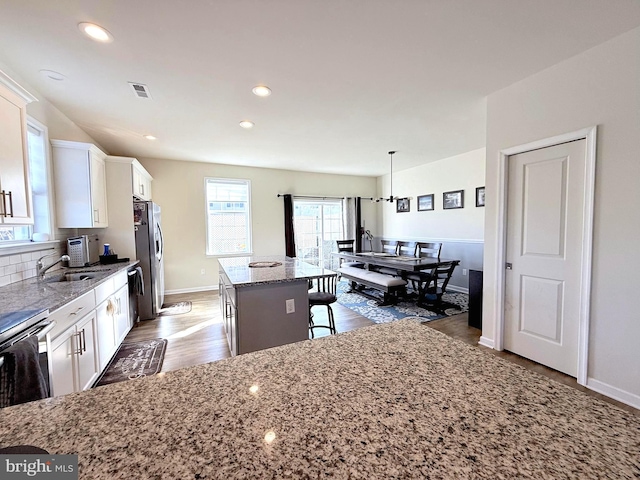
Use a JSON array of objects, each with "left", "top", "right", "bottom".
[
  {"left": 285, "top": 299, "right": 295, "bottom": 314},
  {"left": 462, "top": 269, "right": 467, "bottom": 276},
  {"left": 201, "top": 268, "right": 205, "bottom": 275}
]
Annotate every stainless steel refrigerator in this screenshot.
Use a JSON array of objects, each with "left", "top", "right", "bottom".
[{"left": 134, "top": 201, "right": 165, "bottom": 320}]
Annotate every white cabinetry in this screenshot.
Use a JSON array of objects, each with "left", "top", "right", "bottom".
[
  {"left": 0, "top": 70, "right": 36, "bottom": 224},
  {"left": 103, "top": 156, "right": 153, "bottom": 261},
  {"left": 51, "top": 140, "right": 109, "bottom": 228},
  {"left": 132, "top": 159, "right": 152, "bottom": 200},
  {"left": 49, "top": 291, "right": 100, "bottom": 396},
  {"left": 50, "top": 327, "right": 77, "bottom": 396},
  {"left": 95, "top": 270, "right": 130, "bottom": 370},
  {"left": 50, "top": 311, "right": 100, "bottom": 396},
  {"left": 49, "top": 268, "right": 132, "bottom": 396}
]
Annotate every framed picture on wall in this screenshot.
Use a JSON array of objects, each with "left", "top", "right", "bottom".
[
  {"left": 476, "top": 186, "right": 485, "bottom": 207},
  {"left": 396, "top": 197, "right": 410, "bottom": 213},
  {"left": 443, "top": 190, "right": 464, "bottom": 209},
  {"left": 417, "top": 194, "right": 434, "bottom": 211}
]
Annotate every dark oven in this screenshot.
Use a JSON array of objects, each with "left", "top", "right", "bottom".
[{"left": 0, "top": 310, "right": 53, "bottom": 407}]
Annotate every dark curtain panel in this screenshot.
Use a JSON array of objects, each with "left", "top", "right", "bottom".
[
  {"left": 355, "top": 197, "right": 362, "bottom": 252},
  {"left": 283, "top": 194, "right": 296, "bottom": 257}
]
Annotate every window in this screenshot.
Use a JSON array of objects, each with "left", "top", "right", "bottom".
[
  {"left": 205, "top": 178, "right": 251, "bottom": 255},
  {"left": 0, "top": 118, "right": 51, "bottom": 243},
  {"left": 293, "top": 199, "right": 343, "bottom": 269}
]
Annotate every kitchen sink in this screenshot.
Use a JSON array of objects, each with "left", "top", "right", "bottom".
[{"left": 45, "top": 272, "right": 98, "bottom": 283}]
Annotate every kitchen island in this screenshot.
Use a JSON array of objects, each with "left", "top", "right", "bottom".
[
  {"left": 218, "top": 256, "right": 335, "bottom": 356},
  {"left": 0, "top": 320, "right": 637, "bottom": 479}
]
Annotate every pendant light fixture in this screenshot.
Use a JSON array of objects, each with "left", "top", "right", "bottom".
[{"left": 375, "top": 151, "right": 397, "bottom": 202}]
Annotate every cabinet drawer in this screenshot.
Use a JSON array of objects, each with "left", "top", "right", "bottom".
[
  {"left": 49, "top": 291, "right": 96, "bottom": 339},
  {"left": 112, "top": 270, "right": 127, "bottom": 290},
  {"left": 94, "top": 277, "right": 115, "bottom": 305}
]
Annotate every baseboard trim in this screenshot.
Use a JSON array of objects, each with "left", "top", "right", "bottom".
[
  {"left": 446, "top": 284, "right": 469, "bottom": 294},
  {"left": 478, "top": 336, "right": 494, "bottom": 349},
  {"left": 165, "top": 285, "right": 218, "bottom": 295},
  {"left": 586, "top": 377, "right": 640, "bottom": 410}
]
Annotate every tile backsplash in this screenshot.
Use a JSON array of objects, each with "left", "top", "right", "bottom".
[{"left": 0, "top": 245, "right": 65, "bottom": 287}]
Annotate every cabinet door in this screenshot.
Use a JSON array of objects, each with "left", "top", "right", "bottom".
[
  {"left": 132, "top": 163, "right": 152, "bottom": 200},
  {"left": 50, "top": 327, "right": 78, "bottom": 397},
  {"left": 114, "top": 284, "right": 131, "bottom": 345},
  {"left": 76, "top": 312, "right": 100, "bottom": 391},
  {"left": 90, "top": 152, "right": 108, "bottom": 227},
  {"left": 95, "top": 297, "right": 117, "bottom": 371},
  {"left": 0, "top": 89, "right": 32, "bottom": 224},
  {"left": 141, "top": 174, "right": 152, "bottom": 200}
]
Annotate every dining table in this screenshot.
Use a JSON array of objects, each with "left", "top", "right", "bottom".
[{"left": 334, "top": 251, "right": 459, "bottom": 273}]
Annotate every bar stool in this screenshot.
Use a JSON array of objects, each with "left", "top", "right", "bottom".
[{"left": 308, "top": 275, "right": 338, "bottom": 339}]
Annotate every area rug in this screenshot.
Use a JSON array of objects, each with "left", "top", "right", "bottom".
[
  {"left": 158, "top": 301, "right": 192, "bottom": 316},
  {"left": 337, "top": 280, "right": 468, "bottom": 324},
  {"left": 94, "top": 338, "right": 167, "bottom": 387}
]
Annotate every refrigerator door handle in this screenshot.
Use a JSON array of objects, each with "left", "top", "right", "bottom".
[{"left": 156, "top": 223, "right": 164, "bottom": 261}]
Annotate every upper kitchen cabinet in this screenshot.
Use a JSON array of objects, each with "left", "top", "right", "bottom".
[
  {"left": 132, "top": 159, "right": 152, "bottom": 201},
  {"left": 0, "top": 70, "right": 37, "bottom": 225},
  {"left": 51, "top": 140, "right": 109, "bottom": 228}
]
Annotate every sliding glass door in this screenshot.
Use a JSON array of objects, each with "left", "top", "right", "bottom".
[{"left": 293, "top": 199, "right": 343, "bottom": 269}]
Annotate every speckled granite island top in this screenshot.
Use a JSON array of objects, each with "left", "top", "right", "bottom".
[
  {"left": 0, "top": 261, "right": 139, "bottom": 319},
  {"left": 1, "top": 320, "right": 638, "bottom": 479},
  {"left": 219, "top": 255, "right": 335, "bottom": 287}
]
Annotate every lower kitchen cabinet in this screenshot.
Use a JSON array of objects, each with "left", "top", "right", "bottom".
[
  {"left": 50, "top": 327, "right": 77, "bottom": 397},
  {"left": 50, "top": 311, "right": 100, "bottom": 396},
  {"left": 95, "top": 277, "right": 130, "bottom": 371},
  {"left": 49, "top": 267, "right": 132, "bottom": 396},
  {"left": 76, "top": 312, "right": 99, "bottom": 390}
]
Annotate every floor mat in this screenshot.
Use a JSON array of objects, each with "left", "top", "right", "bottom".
[
  {"left": 158, "top": 301, "right": 192, "bottom": 316},
  {"left": 93, "top": 338, "right": 167, "bottom": 387}
]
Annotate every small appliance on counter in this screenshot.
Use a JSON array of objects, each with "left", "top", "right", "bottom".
[{"left": 66, "top": 234, "right": 100, "bottom": 267}]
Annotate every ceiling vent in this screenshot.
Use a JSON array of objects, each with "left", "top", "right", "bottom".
[{"left": 128, "top": 82, "right": 152, "bottom": 99}]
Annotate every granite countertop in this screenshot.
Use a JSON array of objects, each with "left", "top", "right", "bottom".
[
  {"left": 0, "top": 261, "right": 139, "bottom": 321},
  {"left": 0, "top": 320, "right": 637, "bottom": 479},
  {"left": 219, "top": 255, "right": 335, "bottom": 287}
]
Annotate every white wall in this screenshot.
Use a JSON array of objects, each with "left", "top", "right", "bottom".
[
  {"left": 484, "top": 27, "right": 640, "bottom": 404},
  {"left": 0, "top": 61, "right": 101, "bottom": 148},
  {"left": 138, "top": 157, "right": 378, "bottom": 293},
  {"left": 0, "top": 60, "right": 102, "bottom": 245},
  {"left": 378, "top": 148, "right": 485, "bottom": 241}
]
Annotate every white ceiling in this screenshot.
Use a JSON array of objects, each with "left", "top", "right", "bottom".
[{"left": 1, "top": 1, "right": 640, "bottom": 177}]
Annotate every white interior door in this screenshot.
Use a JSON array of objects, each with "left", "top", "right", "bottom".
[{"left": 504, "top": 139, "right": 587, "bottom": 377}]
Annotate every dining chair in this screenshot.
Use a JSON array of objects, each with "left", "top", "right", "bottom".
[
  {"left": 415, "top": 261, "right": 459, "bottom": 312},
  {"left": 397, "top": 241, "right": 417, "bottom": 257},
  {"left": 416, "top": 242, "right": 442, "bottom": 259},
  {"left": 308, "top": 275, "right": 338, "bottom": 339},
  {"left": 380, "top": 240, "right": 399, "bottom": 255},
  {"left": 335, "top": 239, "right": 363, "bottom": 268}
]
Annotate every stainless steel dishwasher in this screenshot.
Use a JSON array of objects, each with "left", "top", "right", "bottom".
[{"left": 127, "top": 266, "right": 142, "bottom": 326}]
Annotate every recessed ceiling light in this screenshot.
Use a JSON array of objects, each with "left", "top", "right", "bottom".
[
  {"left": 144, "top": 135, "right": 157, "bottom": 140},
  {"left": 39, "top": 69, "right": 66, "bottom": 81},
  {"left": 252, "top": 85, "right": 272, "bottom": 97},
  {"left": 239, "top": 120, "right": 255, "bottom": 129},
  {"left": 78, "top": 22, "right": 113, "bottom": 43}
]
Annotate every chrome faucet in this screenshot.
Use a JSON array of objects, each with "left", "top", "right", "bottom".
[{"left": 36, "top": 253, "right": 71, "bottom": 279}]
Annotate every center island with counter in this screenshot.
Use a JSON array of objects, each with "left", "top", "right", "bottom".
[{"left": 218, "top": 255, "right": 335, "bottom": 356}]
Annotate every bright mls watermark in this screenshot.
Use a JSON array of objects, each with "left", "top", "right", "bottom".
[{"left": 1, "top": 455, "right": 78, "bottom": 479}]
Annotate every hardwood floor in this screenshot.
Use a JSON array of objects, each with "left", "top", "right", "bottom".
[{"left": 124, "top": 291, "right": 637, "bottom": 414}]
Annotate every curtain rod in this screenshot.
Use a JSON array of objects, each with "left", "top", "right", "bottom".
[{"left": 277, "top": 194, "right": 375, "bottom": 200}]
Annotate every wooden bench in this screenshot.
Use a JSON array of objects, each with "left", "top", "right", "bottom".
[{"left": 337, "top": 266, "right": 407, "bottom": 305}]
